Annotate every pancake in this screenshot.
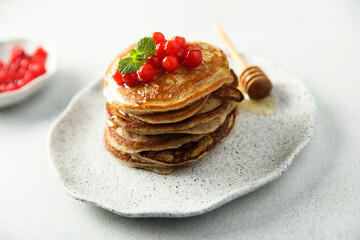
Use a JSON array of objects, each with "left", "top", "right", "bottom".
[
  {"left": 106, "top": 84, "right": 243, "bottom": 135},
  {"left": 126, "top": 95, "right": 209, "bottom": 124},
  {"left": 104, "top": 140, "right": 194, "bottom": 174},
  {"left": 105, "top": 125, "right": 206, "bottom": 153},
  {"left": 120, "top": 69, "right": 239, "bottom": 125},
  {"left": 120, "top": 157, "right": 195, "bottom": 175},
  {"left": 104, "top": 109, "right": 237, "bottom": 174},
  {"left": 103, "top": 142, "right": 188, "bottom": 174},
  {"left": 103, "top": 42, "right": 233, "bottom": 114},
  {"left": 107, "top": 100, "right": 237, "bottom": 136}
]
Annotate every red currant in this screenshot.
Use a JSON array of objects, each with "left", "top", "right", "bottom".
[
  {"left": 23, "top": 72, "right": 35, "bottom": 83},
  {"left": 0, "top": 71, "right": 7, "bottom": 83},
  {"left": 184, "top": 49, "right": 203, "bottom": 68},
  {"left": 156, "top": 42, "right": 167, "bottom": 58},
  {"left": 146, "top": 55, "right": 162, "bottom": 69},
  {"left": 8, "top": 70, "right": 16, "bottom": 82},
  {"left": 165, "top": 40, "right": 180, "bottom": 55},
  {"left": 183, "top": 44, "right": 195, "bottom": 53},
  {"left": 175, "top": 49, "right": 185, "bottom": 63},
  {"left": 34, "top": 47, "right": 47, "bottom": 59},
  {"left": 138, "top": 64, "right": 156, "bottom": 82},
  {"left": 1, "top": 63, "right": 9, "bottom": 72},
  {"left": 20, "top": 58, "right": 31, "bottom": 69},
  {"left": 122, "top": 73, "right": 139, "bottom": 87},
  {"left": 29, "top": 62, "right": 46, "bottom": 76},
  {"left": 172, "top": 36, "right": 186, "bottom": 48},
  {"left": 16, "top": 68, "right": 26, "bottom": 80},
  {"left": 9, "top": 61, "right": 20, "bottom": 72},
  {"left": 0, "top": 84, "right": 6, "bottom": 92},
  {"left": 32, "top": 55, "right": 44, "bottom": 63},
  {"left": 6, "top": 83, "right": 16, "bottom": 91},
  {"left": 112, "top": 69, "right": 123, "bottom": 85},
  {"left": 162, "top": 55, "right": 179, "bottom": 72},
  {"left": 10, "top": 46, "right": 25, "bottom": 62},
  {"left": 151, "top": 32, "right": 166, "bottom": 45},
  {"left": 16, "top": 79, "right": 25, "bottom": 88}
]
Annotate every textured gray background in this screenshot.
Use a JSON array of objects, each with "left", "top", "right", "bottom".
[{"left": 0, "top": 0, "right": 359, "bottom": 239}]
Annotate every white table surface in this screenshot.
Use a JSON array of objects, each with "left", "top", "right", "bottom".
[{"left": 1, "top": 0, "right": 359, "bottom": 239}]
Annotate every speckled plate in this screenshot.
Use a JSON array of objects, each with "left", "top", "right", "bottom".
[{"left": 48, "top": 57, "right": 315, "bottom": 218}]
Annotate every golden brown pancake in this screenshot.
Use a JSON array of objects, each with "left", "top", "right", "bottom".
[
  {"left": 104, "top": 109, "right": 237, "bottom": 174},
  {"left": 103, "top": 142, "right": 188, "bottom": 174},
  {"left": 106, "top": 84, "right": 243, "bottom": 135},
  {"left": 126, "top": 95, "right": 209, "bottom": 124},
  {"left": 103, "top": 42, "right": 233, "bottom": 114},
  {"left": 105, "top": 125, "right": 206, "bottom": 153},
  {"left": 107, "top": 101, "right": 237, "bottom": 136}
]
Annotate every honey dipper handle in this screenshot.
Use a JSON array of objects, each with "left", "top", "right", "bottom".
[{"left": 212, "top": 21, "right": 247, "bottom": 70}]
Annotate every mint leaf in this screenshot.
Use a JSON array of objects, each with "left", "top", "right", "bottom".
[
  {"left": 135, "top": 53, "right": 146, "bottom": 62},
  {"left": 130, "top": 49, "right": 146, "bottom": 62},
  {"left": 117, "top": 36, "right": 156, "bottom": 75},
  {"left": 130, "top": 49, "right": 138, "bottom": 59},
  {"left": 118, "top": 57, "right": 142, "bottom": 74},
  {"left": 135, "top": 37, "right": 156, "bottom": 58}
]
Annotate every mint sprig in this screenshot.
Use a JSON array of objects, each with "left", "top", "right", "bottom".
[
  {"left": 135, "top": 37, "right": 156, "bottom": 56},
  {"left": 118, "top": 37, "right": 156, "bottom": 75},
  {"left": 118, "top": 57, "right": 142, "bottom": 75}
]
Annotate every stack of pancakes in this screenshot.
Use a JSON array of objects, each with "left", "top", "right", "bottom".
[{"left": 103, "top": 42, "right": 244, "bottom": 174}]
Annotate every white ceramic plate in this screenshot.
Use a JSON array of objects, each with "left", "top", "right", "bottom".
[
  {"left": 0, "top": 38, "right": 57, "bottom": 108},
  {"left": 48, "top": 57, "right": 315, "bottom": 218}
]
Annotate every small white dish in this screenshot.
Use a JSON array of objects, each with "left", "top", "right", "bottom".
[
  {"left": 48, "top": 56, "right": 316, "bottom": 218},
  {"left": 0, "top": 38, "right": 57, "bottom": 108}
]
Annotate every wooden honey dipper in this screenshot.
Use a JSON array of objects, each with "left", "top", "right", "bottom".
[{"left": 213, "top": 22, "right": 272, "bottom": 100}]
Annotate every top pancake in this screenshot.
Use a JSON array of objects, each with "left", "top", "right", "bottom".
[{"left": 103, "top": 41, "right": 232, "bottom": 114}]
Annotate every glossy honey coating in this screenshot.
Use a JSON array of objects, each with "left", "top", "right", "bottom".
[
  {"left": 103, "top": 42, "right": 233, "bottom": 114},
  {"left": 105, "top": 83, "right": 242, "bottom": 135}
]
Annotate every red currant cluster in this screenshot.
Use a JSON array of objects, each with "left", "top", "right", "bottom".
[
  {"left": 113, "top": 32, "right": 203, "bottom": 87},
  {"left": 0, "top": 46, "right": 47, "bottom": 93}
]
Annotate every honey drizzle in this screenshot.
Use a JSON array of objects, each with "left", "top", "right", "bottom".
[{"left": 237, "top": 94, "right": 277, "bottom": 115}]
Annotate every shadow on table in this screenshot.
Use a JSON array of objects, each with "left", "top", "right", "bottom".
[
  {"left": 86, "top": 94, "right": 340, "bottom": 238},
  {"left": 0, "top": 70, "right": 83, "bottom": 125}
]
